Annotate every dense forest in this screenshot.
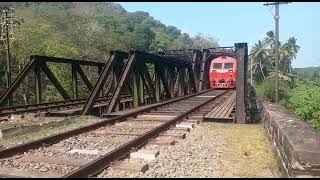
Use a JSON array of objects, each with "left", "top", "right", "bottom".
[
  {"left": 0, "top": 2, "right": 218, "bottom": 105},
  {"left": 250, "top": 31, "right": 320, "bottom": 129}
]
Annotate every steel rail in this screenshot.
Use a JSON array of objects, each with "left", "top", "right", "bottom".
[
  {"left": 0, "top": 95, "right": 134, "bottom": 117},
  {"left": 0, "top": 90, "right": 212, "bottom": 159},
  {"left": 64, "top": 90, "right": 230, "bottom": 178}
]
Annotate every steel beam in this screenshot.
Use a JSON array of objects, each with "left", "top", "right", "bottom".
[
  {"left": 183, "top": 68, "right": 189, "bottom": 95},
  {"left": 158, "top": 65, "right": 172, "bottom": 99},
  {"left": 154, "top": 63, "right": 161, "bottom": 102},
  {"left": 74, "top": 64, "right": 93, "bottom": 91},
  {"left": 81, "top": 52, "right": 120, "bottom": 115},
  {"left": 173, "top": 69, "right": 180, "bottom": 96},
  {"left": 72, "top": 64, "right": 78, "bottom": 100},
  {"left": 139, "top": 62, "right": 156, "bottom": 103},
  {"left": 106, "top": 53, "right": 136, "bottom": 113},
  {"left": 191, "top": 51, "right": 199, "bottom": 92},
  {"left": 203, "top": 60, "right": 211, "bottom": 90},
  {"left": 188, "top": 67, "right": 197, "bottom": 93},
  {"left": 133, "top": 71, "right": 139, "bottom": 108},
  {"left": 136, "top": 50, "right": 190, "bottom": 67},
  {"left": 199, "top": 50, "right": 207, "bottom": 91},
  {"left": 34, "top": 61, "right": 41, "bottom": 104},
  {"left": 0, "top": 59, "right": 35, "bottom": 106},
  {"left": 177, "top": 68, "right": 183, "bottom": 96},
  {"left": 41, "top": 63, "right": 71, "bottom": 100},
  {"left": 168, "top": 67, "right": 175, "bottom": 97},
  {"left": 112, "top": 65, "right": 122, "bottom": 111},
  {"left": 138, "top": 70, "right": 144, "bottom": 105},
  {"left": 31, "top": 55, "right": 105, "bottom": 67},
  {"left": 98, "top": 66, "right": 104, "bottom": 97}
]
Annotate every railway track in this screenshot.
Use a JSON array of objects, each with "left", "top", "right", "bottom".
[
  {"left": 0, "top": 90, "right": 233, "bottom": 178},
  {"left": 0, "top": 95, "right": 137, "bottom": 118}
]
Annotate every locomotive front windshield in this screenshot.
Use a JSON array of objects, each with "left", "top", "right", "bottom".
[
  {"left": 212, "top": 63, "right": 223, "bottom": 69},
  {"left": 224, "top": 63, "right": 233, "bottom": 69},
  {"left": 209, "top": 56, "right": 237, "bottom": 90}
]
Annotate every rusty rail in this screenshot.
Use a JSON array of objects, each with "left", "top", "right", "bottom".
[
  {"left": 0, "top": 90, "right": 212, "bottom": 159},
  {"left": 0, "top": 95, "right": 133, "bottom": 117},
  {"left": 64, "top": 90, "right": 230, "bottom": 177}
]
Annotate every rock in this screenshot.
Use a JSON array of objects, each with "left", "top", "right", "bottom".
[{"left": 39, "top": 167, "right": 49, "bottom": 172}]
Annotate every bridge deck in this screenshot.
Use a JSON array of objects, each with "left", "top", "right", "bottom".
[{"left": 204, "top": 91, "right": 236, "bottom": 122}]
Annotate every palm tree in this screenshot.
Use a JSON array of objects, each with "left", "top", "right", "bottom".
[
  {"left": 250, "top": 40, "right": 269, "bottom": 81},
  {"left": 264, "top": 31, "right": 275, "bottom": 48},
  {"left": 250, "top": 31, "right": 300, "bottom": 84},
  {"left": 280, "top": 37, "right": 300, "bottom": 74},
  {"left": 285, "top": 37, "right": 300, "bottom": 59}
]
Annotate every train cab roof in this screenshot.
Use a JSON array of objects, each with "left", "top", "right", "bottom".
[{"left": 211, "top": 56, "right": 237, "bottom": 63}]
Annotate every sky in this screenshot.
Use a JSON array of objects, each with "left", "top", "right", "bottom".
[{"left": 118, "top": 2, "right": 320, "bottom": 68}]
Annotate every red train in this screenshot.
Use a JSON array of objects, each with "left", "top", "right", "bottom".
[{"left": 209, "top": 56, "right": 237, "bottom": 89}]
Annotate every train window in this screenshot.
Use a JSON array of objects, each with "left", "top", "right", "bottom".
[
  {"left": 224, "top": 63, "right": 233, "bottom": 69},
  {"left": 213, "top": 63, "right": 222, "bottom": 69}
]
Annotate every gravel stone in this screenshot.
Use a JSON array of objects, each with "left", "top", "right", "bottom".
[{"left": 98, "top": 122, "right": 276, "bottom": 178}]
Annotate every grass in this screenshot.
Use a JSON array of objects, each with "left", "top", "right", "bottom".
[
  {"left": 209, "top": 123, "right": 279, "bottom": 178},
  {"left": 0, "top": 116, "right": 101, "bottom": 148}
]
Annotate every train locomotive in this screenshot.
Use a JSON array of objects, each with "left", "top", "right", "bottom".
[{"left": 209, "top": 56, "right": 237, "bottom": 89}]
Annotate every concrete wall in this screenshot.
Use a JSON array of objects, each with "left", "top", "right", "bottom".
[{"left": 261, "top": 101, "right": 320, "bottom": 178}]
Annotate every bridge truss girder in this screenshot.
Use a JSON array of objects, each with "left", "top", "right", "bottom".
[{"left": 0, "top": 43, "right": 248, "bottom": 123}]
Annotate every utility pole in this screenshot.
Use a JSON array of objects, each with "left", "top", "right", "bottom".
[
  {"left": 0, "top": 8, "right": 21, "bottom": 106},
  {"left": 250, "top": 59, "right": 253, "bottom": 85},
  {"left": 263, "top": 2, "right": 291, "bottom": 103}
]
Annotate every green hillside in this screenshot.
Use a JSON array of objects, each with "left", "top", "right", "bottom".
[
  {"left": 0, "top": 2, "right": 219, "bottom": 104},
  {"left": 294, "top": 67, "right": 320, "bottom": 80}
]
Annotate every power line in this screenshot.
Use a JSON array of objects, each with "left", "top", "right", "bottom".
[{"left": 263, "top": 2, "right": 291, "bottom": 103}]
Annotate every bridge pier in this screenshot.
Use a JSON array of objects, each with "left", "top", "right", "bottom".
[{"left": 235, "top": 43, "right": 248, "bottom": 123}]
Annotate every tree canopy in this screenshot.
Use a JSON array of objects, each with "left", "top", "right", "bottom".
[{"left": 0, "top": 2, "right": 219, "bottom": 105}]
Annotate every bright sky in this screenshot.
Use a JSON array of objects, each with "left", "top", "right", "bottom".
[{"left": 118, "top": 2, "right": 320, "bottom": 68}]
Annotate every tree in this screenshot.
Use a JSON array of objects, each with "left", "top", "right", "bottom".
[
  {"left": 127, "top": 24, "right": 155, "bottom": 51},
  {"left": 192, "top": 33, "right": 218, "bottom": 49},
  {"left": 250, "top": 40, "right": 269, "bottom": 81},
  {"left": 150, "top": 29, "right": 172, "bottom": 51},
  {"left": 250, "top": 31, "right": 300, "bottom": 83},
  {"left": 251, "top": 31, "right": 301, "bottom": 103},
  {"left": 0, "top": 2, "right": 221, "bottom": 106},
  {"left": 311, "top": 71, "right": 320, "bottom": 82},
  {"left": 169, "top": 33, "right": 194, "bottom": 50}
]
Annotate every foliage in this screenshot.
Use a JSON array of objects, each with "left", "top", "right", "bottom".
[
  {"left": 249, "top": 31, "right": 300, "bottom": 83},
  {"left": 250, "top": 30, "right": 320, "bottom": 129},
  {"left": 294, "top": 67, "right": 320, "bottom": 80},
  {"left": 249, "top": 31, "right": 300, "bottom": 102},
  {"left": 253, "top": 78, "right": 290, "bottom": 102},
  {"left": 0, "top": 2, "right": 219, "bottom": 105},
  {"left": 281, "top": 81, "right": 320, "bottom": 129}
]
